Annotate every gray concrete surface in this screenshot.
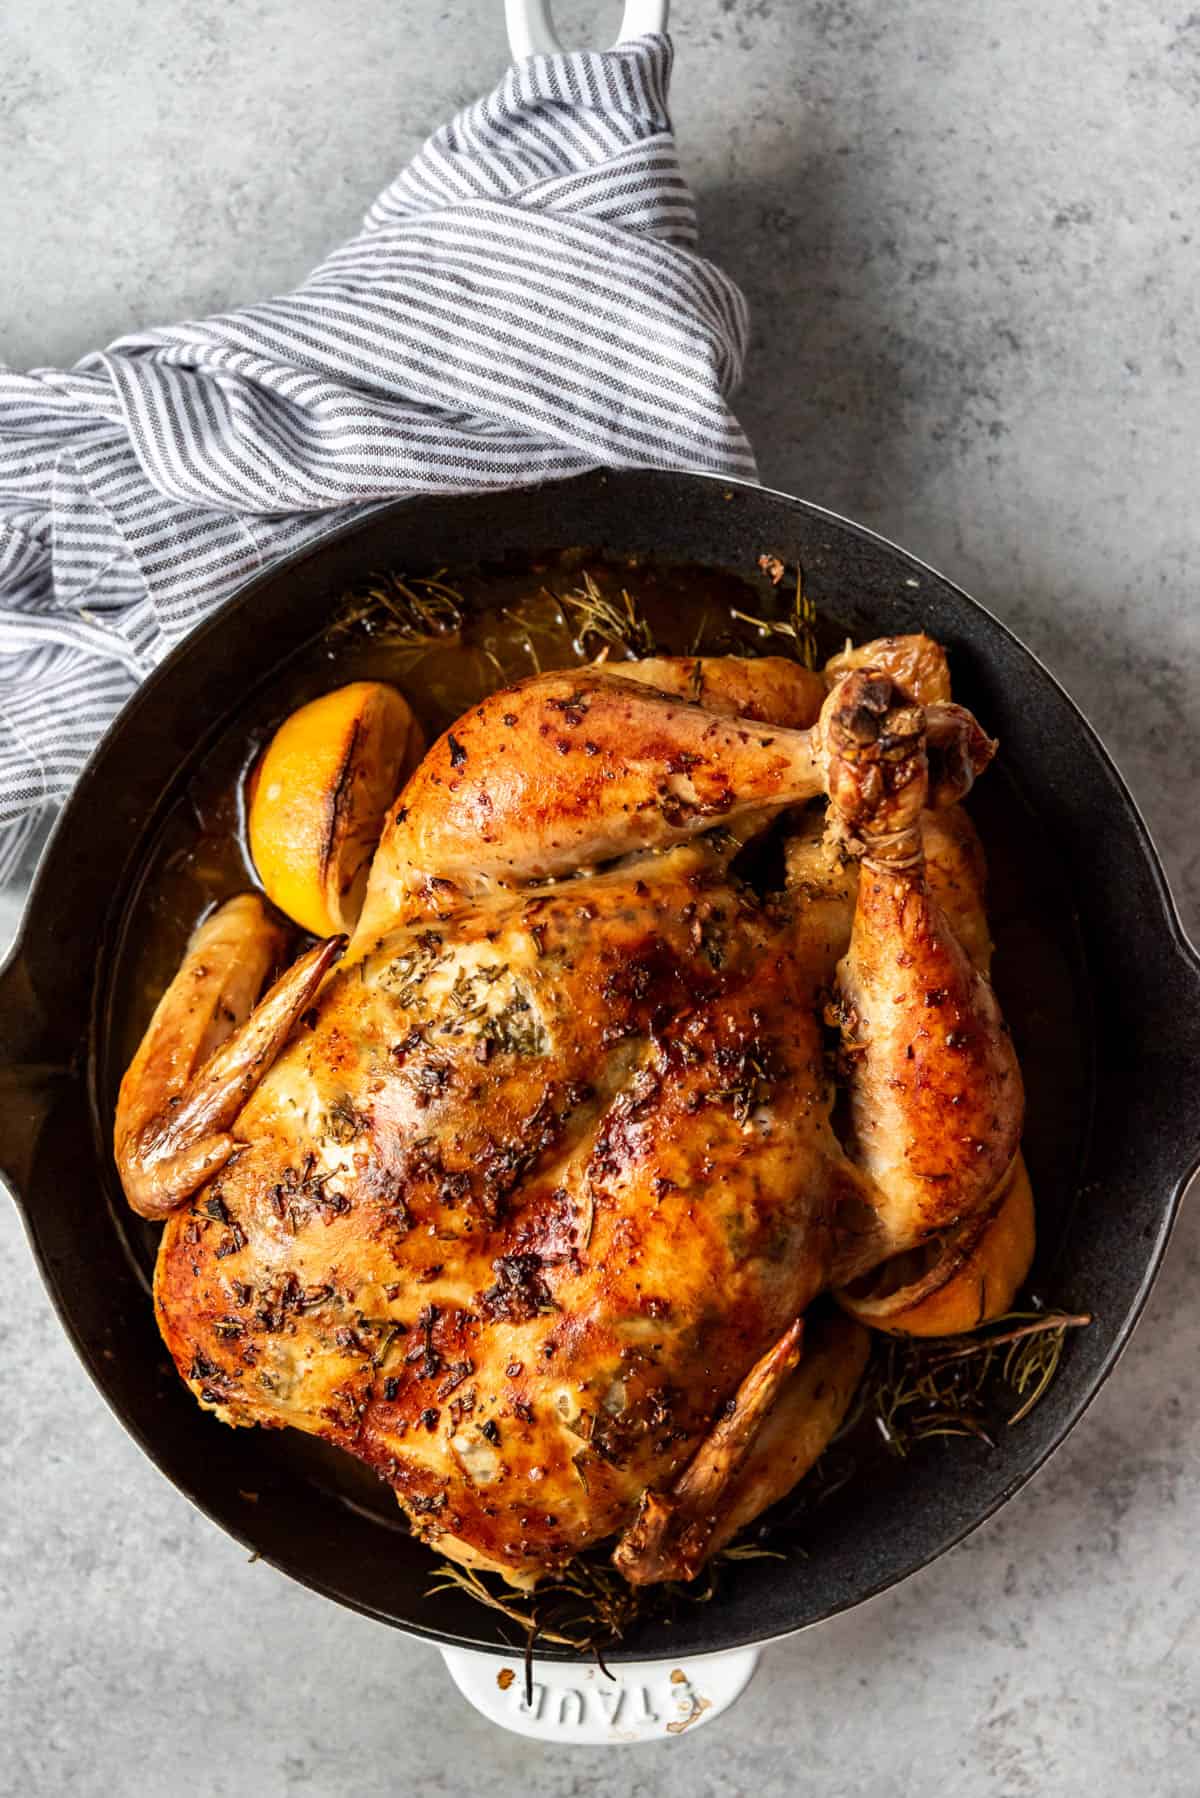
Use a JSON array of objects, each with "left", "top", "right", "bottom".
[{"left": 2, "top": 1, "right": 1199, "bottom": 1792}]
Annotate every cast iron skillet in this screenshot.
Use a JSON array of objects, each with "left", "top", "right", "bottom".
[{"left": 2, "top": 468, "right": 1198, "bottom": 1662}]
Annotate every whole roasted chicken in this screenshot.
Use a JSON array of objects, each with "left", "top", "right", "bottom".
[{"left": 115, "top": 634, "right": 1026, "bottom": 1586}]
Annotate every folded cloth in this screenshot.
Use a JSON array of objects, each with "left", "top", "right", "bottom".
[{"left": 0, "top": 32, "right": 753, "bottom": 883}]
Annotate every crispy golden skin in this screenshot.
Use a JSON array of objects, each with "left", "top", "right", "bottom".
[{"left": 153, "top": 842, "right": 868, "bottom": 1581}]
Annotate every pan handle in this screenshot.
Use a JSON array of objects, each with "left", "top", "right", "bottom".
[
  {"left": 504, "top": 0, "right": 669, "bottom": 59},
  {"left": 441, "top": 1642, "right": 757, "bottom": 1740}
]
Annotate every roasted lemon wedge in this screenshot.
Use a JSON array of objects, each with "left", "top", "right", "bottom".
[{"left": 248, "top": 681, "right": 422, "bottom": 936}]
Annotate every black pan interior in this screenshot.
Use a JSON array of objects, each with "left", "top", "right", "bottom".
[{"left": 4, "top": 470, "right": 1199, "bottom": 1661}]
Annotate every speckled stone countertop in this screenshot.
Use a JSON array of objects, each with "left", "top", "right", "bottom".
[{"left": 2, "top": 3, "right": 1198, "bottom": 1792}]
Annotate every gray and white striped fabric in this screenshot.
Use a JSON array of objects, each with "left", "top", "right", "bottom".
[{"left": 0, "top": 33, "right": 754, "bottom": 883}]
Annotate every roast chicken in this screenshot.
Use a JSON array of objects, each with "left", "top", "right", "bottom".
[{"left": 115, "top": 634, "right": 1025, "bottom": 1586}]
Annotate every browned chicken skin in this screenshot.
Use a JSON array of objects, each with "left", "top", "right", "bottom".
[{"left": 116, "top": 635, "right": 1024, "bottom": 1587}]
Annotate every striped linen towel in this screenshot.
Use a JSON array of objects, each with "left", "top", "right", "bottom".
[{"left": 0, "top": 32, "right": 754, "bottom": 884}]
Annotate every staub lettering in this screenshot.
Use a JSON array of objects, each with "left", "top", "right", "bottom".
[{"left": 513, "top": 1673, "right": 691, "bottom": 1730}]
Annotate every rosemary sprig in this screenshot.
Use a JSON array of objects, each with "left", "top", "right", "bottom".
[
  {"left": 333, "top": 569, "right": 466, "bottom": 653},
  {"left": 1003, "top": 1316, "right": 1090, "bottom": 1424},
  {"left": 561, "top": 571, "right": 656, "bottom": 658},
  {"left": 428, "top": 1554, "right": 646, "bottom": 1655},
  {"left": 716, "top": 1541, "right": 787, "bottom": 1563},
  {"left": 865, "top": 1308, "right": 1092, "bottom": 1456}
]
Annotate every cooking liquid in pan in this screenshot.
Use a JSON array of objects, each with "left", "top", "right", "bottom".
[{"left": 100, "top": 552, "right": 1091, "bottom": 1552}]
